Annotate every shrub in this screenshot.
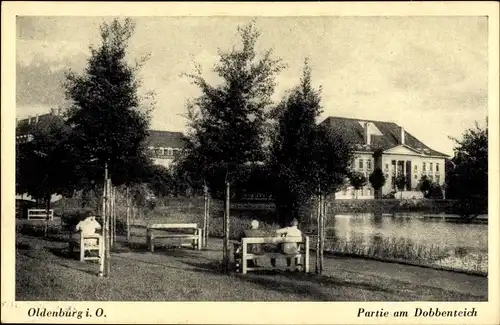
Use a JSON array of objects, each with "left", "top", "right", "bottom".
[
  {"left": 16, "top": 222, "right": 62, "bottom": 237},
  {"left": 60, "top": 208, "right": 96, "bottom": 232}
]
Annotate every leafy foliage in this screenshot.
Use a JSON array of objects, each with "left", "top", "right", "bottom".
[
  {"left": 417, "top": 175, "right": 433, "bottom": 197},
  {"left": 181, "top": 21, "right": 286, "bottom": 193},
  {"left": 446, "top": 121, "right": 488, "bottom": 200},
  {"left": 63, "top": 18, "right": 154, "bottom": 188},
  {"left": 446, "top": 120, "right": 488, "bottom": 217},
  {"left": 395, "top": 174, "right": 407, "bottom": 192},
  {"left": 369, "top": 167, "right": 386, "bottom": 199},
  {"left": 269, "top": 59, "right": 353, "bottom": 224},
  {"left": 348, "top": 171, "right": 367, "bottom": 199},
  {"left": 16, "top": 114, "right": 76, "bottom": 204}
]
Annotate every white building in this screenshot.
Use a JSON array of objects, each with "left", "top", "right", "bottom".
[
  {"left": 319, "top": 117, "right": 450, "bottom": 199},
  {"left": 146, "top": 130, "right": 185, "bottom": 168}
]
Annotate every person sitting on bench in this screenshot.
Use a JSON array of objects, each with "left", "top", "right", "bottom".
[
  {"left": 75, "top": 215, "right": 102, "bottom": 246},
  {"left": 270, "top": 218, "right": 303, "bottom": 270},
  {"left": 237, "top": 219, "right": 265, "bottom": 268}
]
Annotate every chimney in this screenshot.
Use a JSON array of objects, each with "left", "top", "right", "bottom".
[
  {"left": 400, "top": 126, "right": 405, "bottom": 145},
  {"left": 364, "top": 122, "right": 371, "bottom": 145},
  {"left": 35, "top": 114, "right": 39, "bottom": 123},
  {"left": 27, "top": 115, "right": 32, "bottom": 125}
]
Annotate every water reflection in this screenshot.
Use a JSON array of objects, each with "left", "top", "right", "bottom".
[{"left": 327, "top": 212, "right": 487, "bottom": 254}]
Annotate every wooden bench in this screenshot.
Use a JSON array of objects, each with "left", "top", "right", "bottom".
[
  {"left": 27, "top": 209, "right": 53, "bottom": 220},
  {"left": 234, "top": 236, "right": 310, "bottom": 274},
  {"left": 69, "top": 234, "right": 103, "bottom": 262},
  {"left": 146, "top": 223, "right": 202, "bottom": 252}
]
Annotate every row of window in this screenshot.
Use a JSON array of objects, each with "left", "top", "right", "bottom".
[
  {"left": 413, "top": 174, "right": 440, "bottom": 183},
  {"left": 341, "top": 186, "right": 373, "bottom": 197},
  {"left": 383, "top": 173, "right": 441, "bottom": 184},
  {"left": 381, "top": 162, "right": 440, "bottom": 172},
  {"left": 356, "top": 159, "right": 373, "bottom": 170},
  {"left": 149, "top": 147, "right": 182, "bottom": 157},
  {"left": 421, "top": 162, "right": 439, "bottom": 172}
]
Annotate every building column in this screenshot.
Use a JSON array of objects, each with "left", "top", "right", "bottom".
[{"left": 403, "top": 160, "right": 406, "bottom": 191}]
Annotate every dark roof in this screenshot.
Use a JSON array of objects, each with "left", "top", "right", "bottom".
[
  {"left": 319, "top": 116, "right": 449, "bottom": 158},
  {"left": 146, "top": 130, "right": 186, "bottom": 148},
  {"left": 16, "top": 113, "right": 60, "bottom": 136},
  {"left": 16, "top": 112, "right": 186, "bottom": 149}
]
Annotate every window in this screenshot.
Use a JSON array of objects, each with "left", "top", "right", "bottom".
[
  {"left": 155, "top": 148, "right": 163, "bottom": 156},
  {"left": 436, "top": 163, "right": 440, "bottom": 172},
  {"left": 422, "top": 162, "right": 426, "bottom": 171},
  {"left": 166, "top": 148, "right": 173, "bottom": 156},
  {"left": 385, "top": 164, "right": 389, "bottom": 171},
  {"left": 414, "top": 174, "right": 418, "bottom": 179},
  {"left": 414, "top": 164, "right": 418, "bottom": 171},
  {"left": 429, "top": 163, "right": 433, "bottom": 172},
  {"left": 367, "top": 159, "right": 372, "bottom": 170},
  {"left": 359, "top": 159, "right": 364, "bottom": 169}
]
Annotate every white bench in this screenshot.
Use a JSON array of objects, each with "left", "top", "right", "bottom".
[
  {"left": 234, "top": 236, "right": 310, "bottom": 274},
  {"left": 27, "top": 209, "right": 53, "bottom": 220},
  {"left": 69, "top": 234, "right": 103, "bottom": 262},
  {"left": 146, "top": 223, "right": 202, "bottom": 252}
]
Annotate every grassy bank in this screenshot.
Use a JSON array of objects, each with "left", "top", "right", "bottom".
[
  {"left": 16, "top": 211, "right": 487, "bottom": 275},
  {"left": 15, "top": 234, "right": 488, "bottom": 301},
  {"left": 329, "top": 199, "right": 458, "bottom": 214},
  {"left": 318, "top": 236, "right": 487, "bottom": 275}
]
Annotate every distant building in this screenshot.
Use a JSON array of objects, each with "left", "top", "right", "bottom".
[
  {"left": 16, "top": 112, "right": 60, "bottom": 144},
  {"left": 145, "top": 130, "right": 185, "bottom": 168},
  {"left": 320, "top": 117, "right": 450, "bottom": 199}
]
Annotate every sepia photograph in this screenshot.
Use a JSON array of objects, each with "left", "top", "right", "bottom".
[{"left": 2, "top": 2, "right": 499, "bottom": 324}]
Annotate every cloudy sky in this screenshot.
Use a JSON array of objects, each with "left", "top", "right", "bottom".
[{"left": 16, "top": 16, "right": 488, "bottom": 156}]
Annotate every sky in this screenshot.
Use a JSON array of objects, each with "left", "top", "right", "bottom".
[{"left": 16, "top": 16, "right": 488, "bottom": 156}]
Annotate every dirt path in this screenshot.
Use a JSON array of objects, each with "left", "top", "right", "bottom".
[{"left": 15, "top": 234, "right": 487, "bottom": 301}]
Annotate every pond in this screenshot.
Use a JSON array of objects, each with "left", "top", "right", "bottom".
[{"left": 321, "top": 213, "right": 488, "bottom": 274}]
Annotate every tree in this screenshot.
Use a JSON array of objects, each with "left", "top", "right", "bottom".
[
  {"left": 269, "top": 59, "right": 353, "bottom": 275},
  {"left": 446, "top": 120, "right": 488, "bottom": 218},
  {"left": 369, "top": 168, "right": 386, "bottom": 199},
  {"left": 183, "top": 21, "right": 286, "bottom": 271},
  {"left": 147, "top": 165, "right": 173, "bottom": 198},
  {"left": 269, "top": 59, "right": 321, "bottom": 225},
  {"left": 349, "top": 171, "right": 367, "bottom": 199},
  {"left": 395, "top": 174, "right": 407, "bottom": 199},
  {"left": 417, "top": 175, "right": 433, "bottom": 197},
  {"left": 63, "top": 18, "right": 154, "bottom": 277},
  {"left": 16, "top": 114, "right": 77, "bottom": 235}
]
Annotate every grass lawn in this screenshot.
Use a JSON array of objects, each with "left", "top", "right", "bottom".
[{"left": 15, "top": 233, "right": 487, "bottom": 301}]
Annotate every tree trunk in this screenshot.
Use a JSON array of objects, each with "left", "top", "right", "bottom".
[
  {"left": 105, "top": 176, "right": 111, "bottom": 276},
  {"left": 223, "top": 180, "right": 231, "bottom": 273},
  {"left": 206, "top": 194, "right": 210, "bottom": 247},
  {"left": 315, "top": 187, "right": 321, "bottom": 275},
  {"left": 110, "top": 186, "right": 113, "bottom": 247},
  {"left": 126, "top": 187, "right": 130, "bottom": 243},
  {"left": 111, "top": 185, "right": 116, "bottom": 246},
  {"left": 320, "top": 193, "right": 325, "bottom": 275},
  {"left": 203, "top": 181, "right": 208, "bottom": 248},
  {"left": 44, "top": 195, "right": 50, "bottom": 237},
  {"left": 323, "top": 195, "right": 327, "bottom": 271},
  {"left": 99, "top": 163, "right": 108, "bottom": 277}
]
